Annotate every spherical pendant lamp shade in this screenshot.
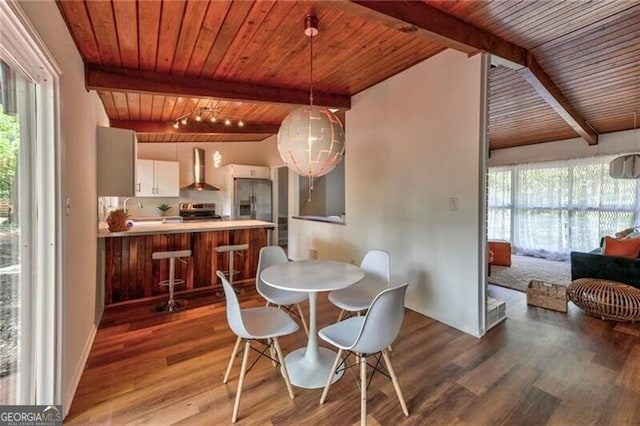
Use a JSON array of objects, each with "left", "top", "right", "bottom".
[{"left": 277, "top": 105, "right": 345, "bottom": 178}]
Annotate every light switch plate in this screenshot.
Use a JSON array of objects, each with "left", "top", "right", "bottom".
[{"left": 448, "top": 197, "right": 459, "bottom": 211}]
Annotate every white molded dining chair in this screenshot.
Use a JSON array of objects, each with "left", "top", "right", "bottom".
[
  {"left": 319, "top": 283, "right": 410, "bottom": 426},
  {"left": 256, "top": 246, "right": 309, "bottom": 335},
  {"left": 218, "top": 270, "right": 298, "bottom": 423},
  {"left": 328, "top": 249, "right": 390, "bottom": 321}
]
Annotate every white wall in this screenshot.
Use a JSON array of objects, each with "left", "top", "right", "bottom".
[
  {"left": 278, "top": 49, "right": 486, "bottom": 336},
  {"left": 18, "top": 0, "right": 109, "bottom": 414},
  {"left": 489, "top": 129, "right": 640, "bottom": 165}
]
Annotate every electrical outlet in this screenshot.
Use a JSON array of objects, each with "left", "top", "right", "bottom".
[{"left": 448, "top": 197, "right": 459, "bottom": 211}]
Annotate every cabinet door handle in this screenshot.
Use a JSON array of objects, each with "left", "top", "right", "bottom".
[{"left": 136, "top": 183, "right": 141, "bottom": 192}]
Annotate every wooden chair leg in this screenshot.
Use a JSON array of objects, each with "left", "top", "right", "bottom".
[
  {"left": 232, "top": 340, "right": 252, "bottom": 423},
  {"left": 296, "top": 303, "right": 309, "bottom": 336},
  {"left": 337, "top": 309, "right": 346, "bottom": 322},
  {"left": 273, "top": 337, "right": 294, "bottom": 399},
  {"left": 224, "top": 336, "right": 242, "bottom": 384},
  {"left": 382, "top": 349, "right": 408, "bottom": 416},
  {"left": 320, "top": 348, "right": 343, "bottom": 405},
  {"left": 360, "top": 354, "right": 367, "bottom": 426}
]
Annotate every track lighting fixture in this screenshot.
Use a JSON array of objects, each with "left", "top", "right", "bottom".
[{"left": 172, "top": 105, "right": 245, "bottom": 129}]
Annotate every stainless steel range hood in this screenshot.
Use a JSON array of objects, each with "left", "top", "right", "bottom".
[{"left": 181, "top": 148, "right": 220, "bottom": 191}]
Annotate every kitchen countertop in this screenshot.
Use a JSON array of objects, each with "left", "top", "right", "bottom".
[{"left": 98, "top": 219, "right": 276, "bottom": 238}]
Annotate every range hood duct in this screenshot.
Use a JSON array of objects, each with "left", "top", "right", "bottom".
[{"left": 181, "top": 148, "right": 220, "bottom": 191}]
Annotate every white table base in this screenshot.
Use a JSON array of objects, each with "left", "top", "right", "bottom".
[
  {"left": 284, "top": 291, "right": 343, "bottom": 389},
  {"left": 284, "top": 347, "right": 343, "bottom": 389},
  {"left": 260, "top": 261, "right": 364, "bottom": 389}
]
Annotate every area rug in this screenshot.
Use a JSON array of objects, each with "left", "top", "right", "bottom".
[{"left": 488, "top": 254, "right": 571, "bottom": 293}]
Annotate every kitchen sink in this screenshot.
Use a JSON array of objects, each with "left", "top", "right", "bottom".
[{"left": 128, "top": 217, "right": 183, "bottom": 227}]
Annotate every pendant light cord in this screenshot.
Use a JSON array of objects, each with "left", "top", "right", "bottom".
[{"left": 309, "top": 29, "right": 314, "bottom": 107}]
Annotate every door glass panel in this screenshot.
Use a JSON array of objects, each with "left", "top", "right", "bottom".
[{"left": 0, "top": 59, "right": 32, "bottom": 404}]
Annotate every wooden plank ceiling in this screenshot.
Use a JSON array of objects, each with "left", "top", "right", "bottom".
[{"left": 57, "top": 0, "right": 640, "bottom": 149}]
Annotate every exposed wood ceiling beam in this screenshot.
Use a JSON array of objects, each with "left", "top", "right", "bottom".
[
  {"left": 342, "top": 0, "right": 598, "bottom": 145},
  {"left": 519, "top": 54, "right": 598, "bottom": 145},
  {"left": 86, "top": 64, "right": 351, "bottom": 109},
  {"left": 110, "top": 120, "right": 281, "bottom": 135}
]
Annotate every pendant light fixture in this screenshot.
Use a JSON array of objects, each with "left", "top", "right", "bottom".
[
  {"left": 609, "top": 113, "right": 640, "bottom": 179},
  {"left": 277, "top": 15, "right": 345, "bottom": 200}
]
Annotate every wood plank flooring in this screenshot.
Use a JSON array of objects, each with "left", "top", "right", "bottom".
[{"left": 65, "top": 285, "right": 640, "bottom": 425}]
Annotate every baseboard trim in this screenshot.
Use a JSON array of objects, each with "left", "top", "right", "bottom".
[{"left": 63, "top": 325, "right": 97, "bottom": 419}]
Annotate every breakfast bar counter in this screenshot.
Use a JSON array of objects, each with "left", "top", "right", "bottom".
[
  {"left": 98, "top": 219, "right": 275, "bottom": 237},
  {"left": 97, "top": 220, "right": 275, "bottom": 306}
]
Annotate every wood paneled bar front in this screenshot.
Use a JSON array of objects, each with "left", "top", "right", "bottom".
[{"left": 98, "top": 220, "right": 274, "bottom": 306}]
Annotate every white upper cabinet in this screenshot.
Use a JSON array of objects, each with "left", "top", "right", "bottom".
[
  {"left": 97, "top": 127, "right": 137, "bottom": 196},
  {"left": 226, "top": 164, "right": 270, "bottom": 180},
  {"left": 135, "top": 159, "right": 154, "bottom": 196},
  {"left": 136, "top": 159, "right": 179, "bottom": 197},
  {"left": 154, "top": 160, "right": 180, "bottom": 196}
]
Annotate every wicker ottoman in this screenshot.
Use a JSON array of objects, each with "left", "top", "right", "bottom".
[{"left": 567, "top": 278, "right": 640, "bottom": 322}]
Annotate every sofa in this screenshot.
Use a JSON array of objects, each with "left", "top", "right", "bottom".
[{"left": 570, "top": 251, "right": 640, "bottom": 290}]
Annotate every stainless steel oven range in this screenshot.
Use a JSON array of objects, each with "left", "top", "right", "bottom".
[{"left": 179, "top": 203, "right": 222, "bottom": 221}]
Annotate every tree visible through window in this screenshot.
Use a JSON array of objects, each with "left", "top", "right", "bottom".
[{"left": 0, "top": 96, "right": 20, "bottom": 400}]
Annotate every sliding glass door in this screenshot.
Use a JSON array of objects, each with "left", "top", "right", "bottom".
[
  {"left": 0, "top": 1, "right": 60, "bottom": 406},
  {"left": 0, "top": 58, "right": 34, "bottom": 404}
]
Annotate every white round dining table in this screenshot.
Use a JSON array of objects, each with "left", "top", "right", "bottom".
[{"left": 260, "top": 259, "right": 364, "bottom": 389}]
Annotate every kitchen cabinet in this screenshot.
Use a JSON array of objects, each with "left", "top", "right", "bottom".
[
  {"left": 136, "top": 159, "right": 180, "bottom": 197},
  {"left": 97, "top": 126, "right": 137, "bottom": 196},
  {"left": 226, "top": 164, "right": 270, "bottom": 180}
]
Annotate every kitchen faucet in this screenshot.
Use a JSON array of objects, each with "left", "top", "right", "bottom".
[{"left": 123, "top": 197, "right": 143, "bottom": 215}]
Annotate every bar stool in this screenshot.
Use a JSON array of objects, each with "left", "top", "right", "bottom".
[
  {"left": 216, "top": 243, "right": 249, "bottom": 295},
  {"left": 152, "top": 249, "right": 191, "bottom": 312}
]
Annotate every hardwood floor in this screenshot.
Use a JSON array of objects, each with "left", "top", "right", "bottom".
[{"left": 65, "top": 285, "right": 640, "bottom": 425}]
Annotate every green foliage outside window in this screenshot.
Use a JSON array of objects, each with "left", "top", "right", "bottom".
[{"left": 0, "top": 105, "right": 19, "bottom": 201}]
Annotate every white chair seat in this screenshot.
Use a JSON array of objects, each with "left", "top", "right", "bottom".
[
  {"left": 241, "top": 307, "right": 300, "bottom": 339},
  {"left": 217, "top": 270, "right": 298, "bottom": 423},
  {"left": 260, "top": 287, "right": 307, "bottom": 306},
  {"left": 319, "top": 283, "right": 410, "bottom": 425},
  {"left": 256, "top": 246, "right": 309, "bottom": 336},
  {"left": 318, "top": 316, "right": 364, "bottom": 349},
  {"left": 328, "top": 279, "right": 387, "bottom": 312},
  {"left": 328, "top": 250, "right": 390, "bottom": 320}
]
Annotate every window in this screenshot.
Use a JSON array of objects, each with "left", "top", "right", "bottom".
[{"left": 488, "top": 156, "right": 637, "bottom": 260}]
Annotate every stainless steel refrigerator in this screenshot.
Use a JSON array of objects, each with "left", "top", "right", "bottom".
[{"left": 234, "top": 178, "right": 272, "bottom": 221}]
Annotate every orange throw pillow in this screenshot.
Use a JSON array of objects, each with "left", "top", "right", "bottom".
[{"left": 603, "top": 236, "right": 640, "bottom": 258}]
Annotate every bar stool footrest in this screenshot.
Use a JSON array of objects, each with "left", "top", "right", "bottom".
[{"left": 159, "top": 279, "right": 185, "bottom": 287}]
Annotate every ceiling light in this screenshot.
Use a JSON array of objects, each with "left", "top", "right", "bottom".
[
  {"left": 276, "top": 15, "right": 345, "bottom": 201},
  {"left": 172, "top": 106, "right": 244, "bottom": 129}
]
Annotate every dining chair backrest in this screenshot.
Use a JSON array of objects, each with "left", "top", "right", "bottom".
[
  {"left": 256, "top": 246, "right": 289, "bottom": 298},
  {"left": 217, "top": 270, "right": 249, "bottom": 337},
  {"left": 360, "top": 249, "right": 390, "bottom": 286},
  {"left": 350, "top": 283, "right": 409, "bottom": 354}
]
